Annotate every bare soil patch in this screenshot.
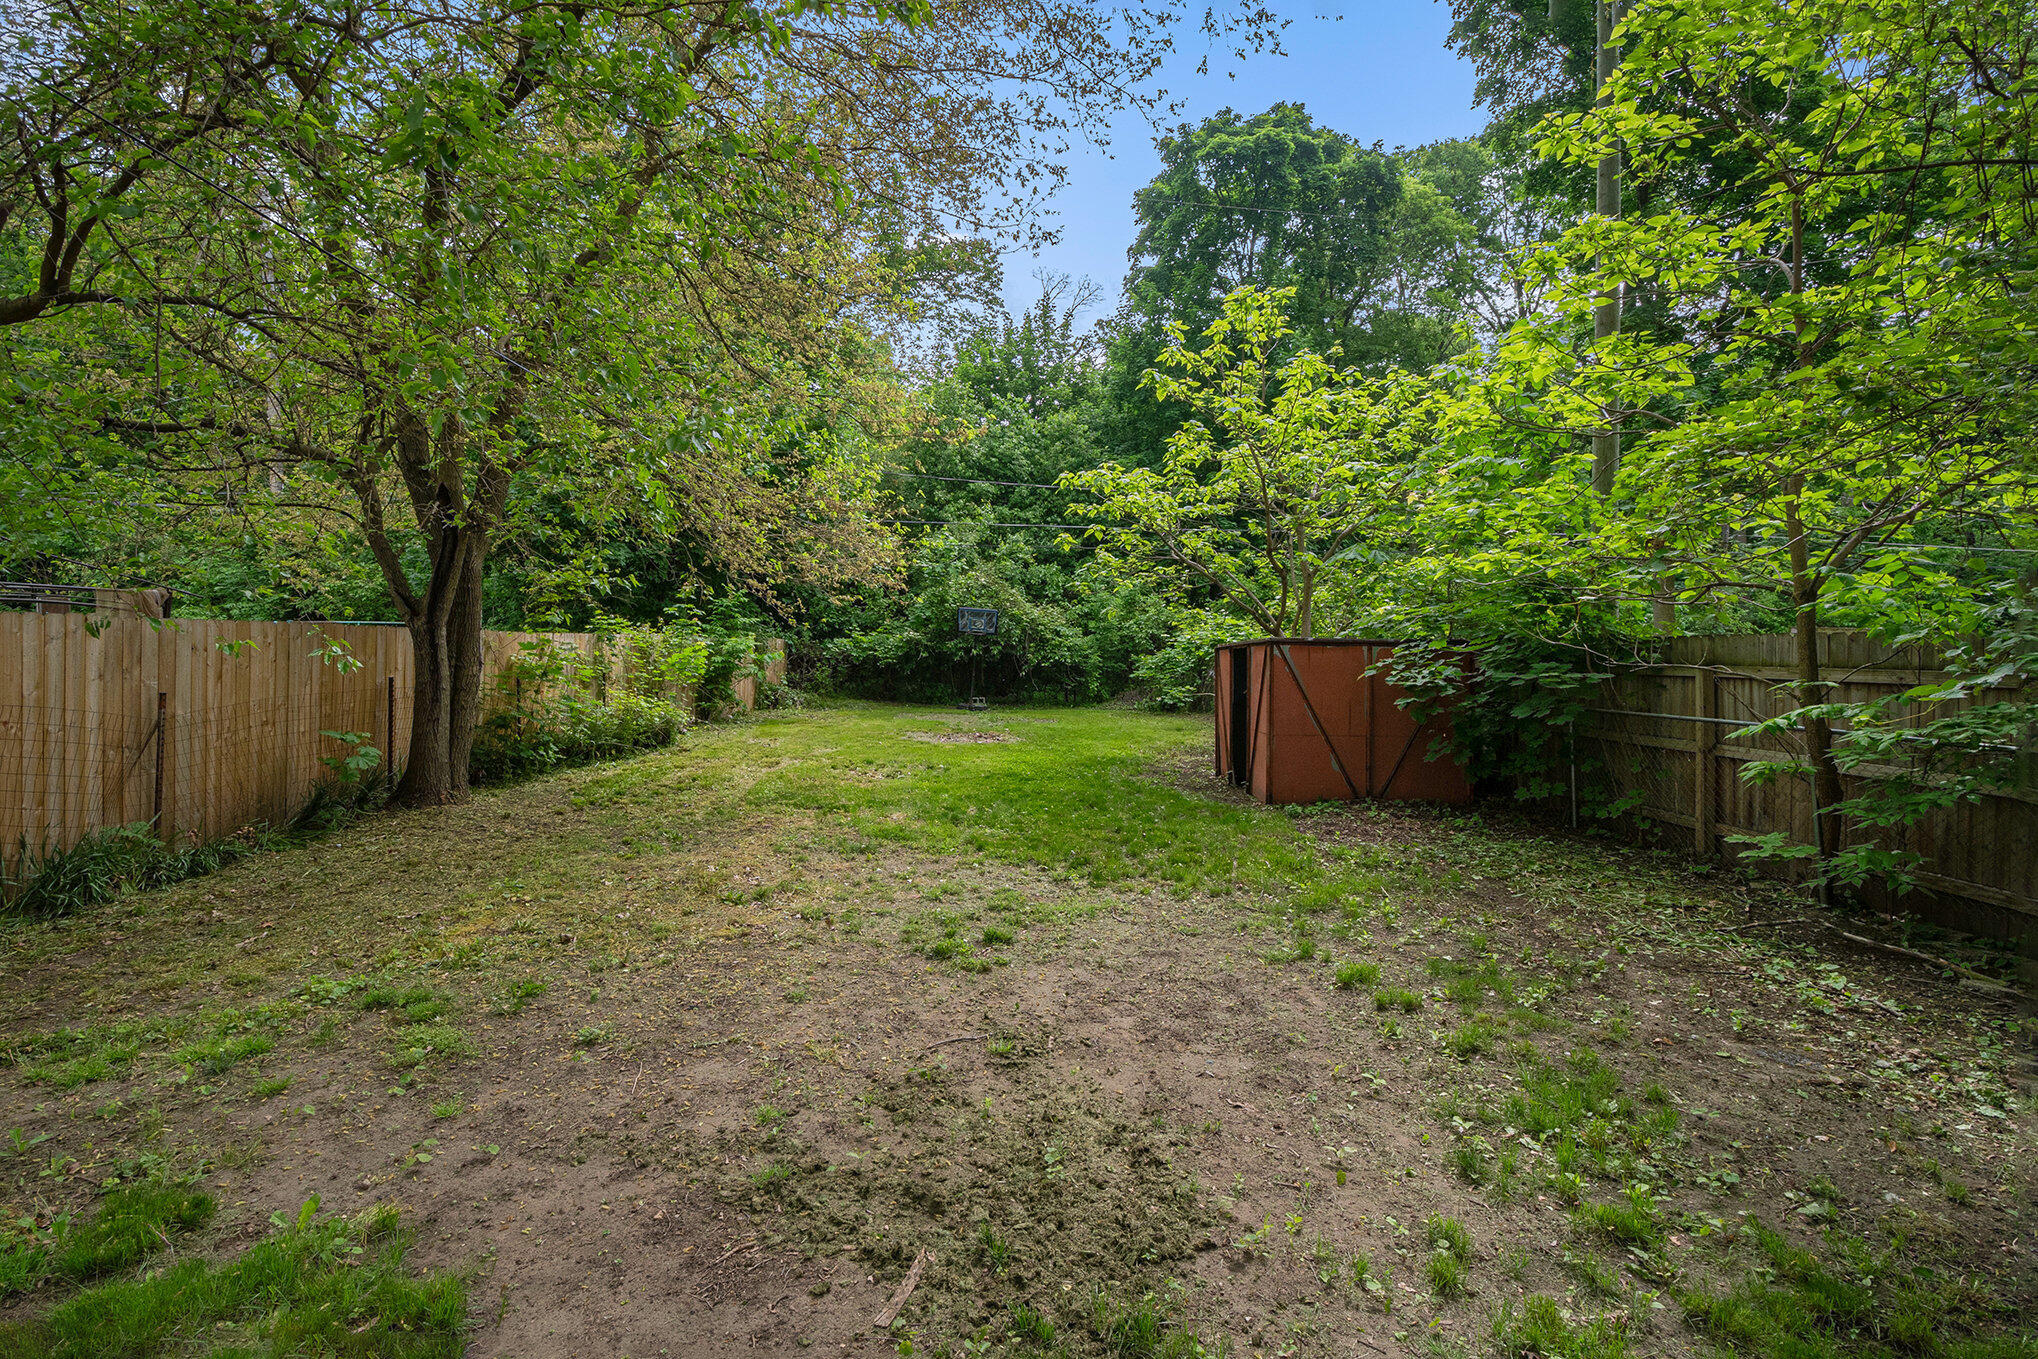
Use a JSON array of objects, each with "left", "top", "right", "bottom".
[{"left": 0, "top": 706, "right": 2030, "bottom": 1358}]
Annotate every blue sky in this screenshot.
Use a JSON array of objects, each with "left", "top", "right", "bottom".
[{"left": 1003, "top": 1, "right": 1487, "bottom": 314}]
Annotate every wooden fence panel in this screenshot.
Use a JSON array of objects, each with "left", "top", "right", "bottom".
[
  {"left": 1579, "top": 632, "right": 2035, "bottom": 942},
  {"left": 2, "top": 612, "right": 775, "bottom": 871}
]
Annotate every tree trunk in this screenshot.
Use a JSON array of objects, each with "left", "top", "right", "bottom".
[
  {"left": 1784, "top": 496, "right": 1845, "bottom": 870},
  {"left": 401, "top": 611, "right": 458, "bottom": 805},
  {"left": 443, "top": 539, "right": 489, "bottom": 801},
  {"left": 1589, "top": 0, "right": 1623, "bottom": 498},
  {"left": 393, "top": 516, "right": 490, "bottom": 807}
]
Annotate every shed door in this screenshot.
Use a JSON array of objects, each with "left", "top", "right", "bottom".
[{"left": 1228, "top": 649, "right": 1251, "bottom": 786}]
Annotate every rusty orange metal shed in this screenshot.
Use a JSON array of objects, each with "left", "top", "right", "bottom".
[{"left": 1214, "top": 639, "right": 1473, "bottom": 805}]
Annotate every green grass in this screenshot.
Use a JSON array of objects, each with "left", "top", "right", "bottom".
[
  {"left": 1444, "top": 1019, "right": 1498, "bottom": 1060},
  {"left": 1493, "top": 1295, "right": 1630, "bottom": 1359},
  {"left": 1426, "top": 1250, "right": 1468, "bottom": 1298},
  {"left": 387, "top": 1023, "right": 474, "bottom": 1070},
  {"left": 0, "top": 1200, "right": 464, "bottom": 1359},
  {"left": 1374, "top": 987, "right": 1423, "bottom": 1013},
  {"left": 10, "top": 1022, "right": 165, "bottom": 1089},
  {"left": 1681, "top": 1220, "right": 2038, "bottom": 1359},
  {"left": 172, "top": 1032, "right": 274, "bottom": 1078},
  {"left": 0, "top": 1183, "right": 214, "bottom": 1298},
  {"left": 1425, "top": 1213, "right": 1473, "bottom": 1300},
  {"left": 358, "top": 984, "right": 451, "bottom": 1026},
  {"left": 1333, "top": 960, "right": 1379, "bottom": 990},
  {"left": 1427, "top": 955, "right": 1515, "bottom": 1008},
  {"left": 1427, "top": 1213, "right": 1473, "bottom": 1262},
  {"left": 725, "top": 707, "right": 1389, "bottom": 901},
  {"left": 1572, "top": 1184, "right": 1665, "bottom": 1251}
]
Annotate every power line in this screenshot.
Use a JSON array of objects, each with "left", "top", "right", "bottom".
[
  {"left": 879, "top": 518, "right": 1092, "bottom": 530},
  {"left": 883, "top": 470, "right": 1062, "bottom": 490}
]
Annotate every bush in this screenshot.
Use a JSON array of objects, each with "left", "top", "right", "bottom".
[
  {"left": 2, "top": 823, "right": 276, "bottom": 920},
  {"left": 469, "top": 692, "right": 690, "bottom": 785}
]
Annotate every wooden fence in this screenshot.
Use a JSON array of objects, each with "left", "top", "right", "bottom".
[
  {"left": 1, "top": 605, "right": 785, "bottom": 868},
  {"left": 1580, "top": 631, "right": 2035, "bottom": 943}
]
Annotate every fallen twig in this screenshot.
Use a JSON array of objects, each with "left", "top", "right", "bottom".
[
  {"left": 710, "top": 1234, "right": 759, "bottom": 1266},
  {"left": 1825, "top": 926, "right": 2018, "bottom": 996},
  {"left": 1715, "top": 918, "right": 1809, "bottom": 933},
  {"left": 921, "top": 1034, "right": 988, "bottom": 1052},
  {"left": 872, "top": 1248, "right": 930, "bottom": 1329}
]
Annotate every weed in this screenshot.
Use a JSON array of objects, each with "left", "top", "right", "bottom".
[
  {"left": 755, "top": 1103, "right": 786, "bottom": 1128},
  {"left": 1374, "top": 987, "right": 1423, "bottom": 1013},
  {"left": 1311, "top": 1232, "right": 1339, "bottom": 1285},
  {"left": 574, "top": 1024, "right": 615, "bottom": 1048},
  {"left": 1571, "top": 1184, "right": 1664, "bottom": 1251},
  {"left": 490, "top": 979, "right": 548, "bottom": 1015},
  {"left": 1451, "top": 1143, "right": 1488, "bottom": 1184},
  {"left": 1444, "top": 1020, "right": 1498, "bottom": 1060},
  {"left": 388, "top": 1023, "right": 474, "bottom": 1070},
  {"left": 251, "top": 1077, "right": 292, "bottom": 1100},
  {"left": 431, "top": 1096, "right": 464, "bottom": 1120},
  {"left": 1493, "top": 1295, "right": 1629, "bottom": 1359},
  {"left": 1427, "top": 1214, "right": 1473, "bottom": 1262},
  {"left": 174, "top": 1031, "right": 274, "bottom": 1078},
  {"left": 1233, "top": 1219, "right": 1272, "bottom": 1257},
  {"left": 2, "top": 823, "right": 264, "bottom": 920},
  {"left": 981, "top": 925, "right": 1016, "bottom": 946},
  {"left": 1426, "top": 1250, "right": 1468, "bottom": 1299},
  {"left": 1335, "top": 960, "right": 1380, "bottom": 990},
  {"left": 750, "top": 1161, "right": 793, "bottom": 1188}
]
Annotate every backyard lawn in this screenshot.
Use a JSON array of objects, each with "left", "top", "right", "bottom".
[{"left": 0, "top": 703, "right": 2030, "bottom": 1358}]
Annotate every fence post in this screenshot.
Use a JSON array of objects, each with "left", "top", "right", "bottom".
[
  {"left": 385, "top": 675, "right": 396, "bottom": 779},
  {"left": 1693, "top": 666, "right": 1715, "bottom": 857},
  {"left": 152, "top": 690, "right": 169, "bottom": 842}
]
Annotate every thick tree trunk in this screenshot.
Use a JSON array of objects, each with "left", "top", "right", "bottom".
[
  {"left": 444, "top": 541, "right": 489, "bottom": 801},
  {"left": 393, "top": 515, "right": 490, "bottom": 808},
  {"left": 401, "top": 612, "right": 458, "bottom": 805}
]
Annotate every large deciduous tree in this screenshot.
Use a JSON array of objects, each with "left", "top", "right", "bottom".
[{"left": 2, "top": 0, "right": 1283, "bottom": 806}]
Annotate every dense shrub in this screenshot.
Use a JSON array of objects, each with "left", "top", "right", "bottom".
[
  {"left": 466, "top": 621, "right": 720, "bottom": 784},
  {"left": 468, "top": 692, "right": 691, "bottom": 785}
]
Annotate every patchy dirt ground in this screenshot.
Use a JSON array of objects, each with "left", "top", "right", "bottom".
[{"left": 0, "top": 704, "right": 2032, "bottom": 1358}]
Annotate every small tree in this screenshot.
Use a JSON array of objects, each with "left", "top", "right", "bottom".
[
  {"left": 1063, "top": 287, "right": 1440, "bottom": 639},
  {"left": 1490, "top": 0, "right": 2038, "bottom": 868}
]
